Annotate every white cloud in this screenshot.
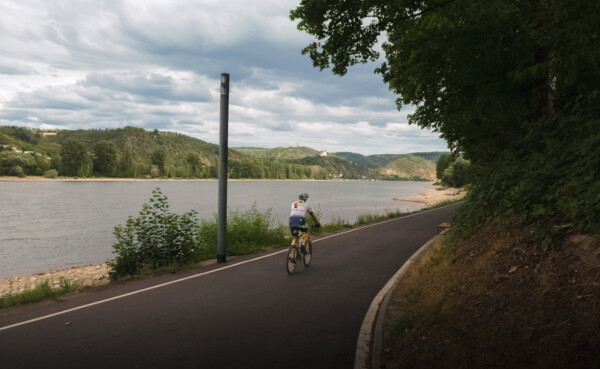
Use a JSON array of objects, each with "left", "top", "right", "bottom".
[{"left": 0, "top": 0, "right": 448, "bottom": 155}]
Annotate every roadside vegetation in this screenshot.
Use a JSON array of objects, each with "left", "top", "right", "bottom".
[
  {"left": 382, "top": 226, "right": 600, "bottom": 368},
  {"left": 292, "top": 0, "right": 599, "bottom": 366},
  {"left": 0, "top": 278, "right": 79, "bottom": 309},
  {"left": 107, "top": 187, "right": 460, "bottom": 281}
]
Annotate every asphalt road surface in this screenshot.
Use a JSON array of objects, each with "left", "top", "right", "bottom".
[{"left": 0, "top": 203, "right": 461, "bottom": 369}]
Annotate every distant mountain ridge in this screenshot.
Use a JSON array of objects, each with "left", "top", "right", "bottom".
[{"left": 0, "top": 126, "right": 447, "bottom": 180}]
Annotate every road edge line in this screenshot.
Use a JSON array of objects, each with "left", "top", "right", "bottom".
[{"left": 354, "top": 234, "right": 441, "bottom": 369}]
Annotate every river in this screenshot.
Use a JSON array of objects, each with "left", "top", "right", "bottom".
[{"left": 0, "top": 180, "right": 429, "bottom": 278}]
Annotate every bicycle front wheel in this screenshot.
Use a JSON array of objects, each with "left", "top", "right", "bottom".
[
  {"left": 303, "top": 240, "right": 313, "bottom": 267},
  {"left": 286, "top": 245, "right": 297, "bottom": 275}
]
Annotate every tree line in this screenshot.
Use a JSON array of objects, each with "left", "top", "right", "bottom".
[
  {"left": 0, "top": 128, "right": 343, "bottom": 179},
  {"left": 291, "top": 0, "right": 600, "bottom": 236}
]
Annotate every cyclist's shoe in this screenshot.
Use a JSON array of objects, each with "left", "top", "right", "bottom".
[{"left": 300, "top": 245, "right": 306, "bottom": 254}]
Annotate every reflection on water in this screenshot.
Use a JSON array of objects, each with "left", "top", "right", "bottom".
[{"left": 0, "top": 180, "right": 427, "bottom": 278}]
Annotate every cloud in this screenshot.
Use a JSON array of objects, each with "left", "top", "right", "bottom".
[{"left": 0, "top": 0, "right": 448, "bottom": 155}]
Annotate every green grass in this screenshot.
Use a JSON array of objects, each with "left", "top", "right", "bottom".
[{"left": 0, "top": 278, "right": 78, "bottom": 309}]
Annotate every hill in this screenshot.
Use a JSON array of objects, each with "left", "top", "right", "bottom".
[
  {"left": 331, "top": 152, "right": 379, "bottom": 168},
  {"left": 1, "top": 126, "right": 443, "bottom": 181},
  {"left": 378, "top": 154, "right": 437, "bottom": 181},
  {"left": 235, "top": 146, "right": 319, "bottom": 161},
  {"left": 411, "top": 151, "right": 448, "bottom": 164}
]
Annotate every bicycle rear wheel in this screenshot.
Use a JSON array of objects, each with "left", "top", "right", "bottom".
[
  {"left": 303, "top": 240, "right": 313, "bottom": 267},
  {"left": 286, "top": 245, "right": 297, "bottom": 275}
]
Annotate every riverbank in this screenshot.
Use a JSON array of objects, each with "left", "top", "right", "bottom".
[
  {"left": 0, "top": 184, "right": 464, "bottom": 298},
  {"left": 395, "top": 184, "right": 466, "bottom": 206},
  {"left": 0, "top": 176, "right": 359, "bottom": 182}
]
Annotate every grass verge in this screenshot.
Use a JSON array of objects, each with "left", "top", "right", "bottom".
[{"left": 0, "top": 278, "right": 79, "bottom": 309}]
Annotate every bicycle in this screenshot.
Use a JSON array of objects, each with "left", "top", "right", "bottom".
[{"left": 286, "top": 227, "right": 313, "bottom": 275}]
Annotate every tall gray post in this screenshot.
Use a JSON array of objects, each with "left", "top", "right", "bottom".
[{"left": 217, "top": 73, "right": 229, "bottom": 263}]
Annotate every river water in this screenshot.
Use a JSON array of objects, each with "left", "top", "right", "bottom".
[{"left": 0, "top": 180, "right": 429, "bottom": 278}]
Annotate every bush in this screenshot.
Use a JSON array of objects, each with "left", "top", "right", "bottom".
[
  {"left": 108, "top": 190, "right": 287, "bottom": 280},
  {"left": 9, "top": 165, "right": 26, "bottom": 178},
  {"left": 108, "top": 188, "right": 201, "bottom": 280},
  {"left": 43, "top": 169, "right": 59, "bottom": 178},
  {"left": 442, "top": 159, "right": 472, "bottom": 187}
]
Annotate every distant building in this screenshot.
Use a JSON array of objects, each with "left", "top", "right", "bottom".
[
  {"left": 41, "top": 132, "right": 57, "bottom": 136},
  {"left": 319, "top": 149, "right": 327, "bottom": 157}
]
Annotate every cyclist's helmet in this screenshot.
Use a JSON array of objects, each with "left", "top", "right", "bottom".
[{"left": 299, "top": 193, "right": 309, "bottom": 201}]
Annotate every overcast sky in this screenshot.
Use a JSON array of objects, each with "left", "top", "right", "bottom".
[{"left": 0, "top": 0, "right": 448, "bottom": 155}]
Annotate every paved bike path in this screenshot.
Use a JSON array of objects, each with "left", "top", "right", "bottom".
[{"left": 0, "top": 203, "right": 461, "bottom": 369}]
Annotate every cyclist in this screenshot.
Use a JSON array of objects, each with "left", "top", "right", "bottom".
[{"left": 289, "top": 193, "right": 320, "bottom": 253}]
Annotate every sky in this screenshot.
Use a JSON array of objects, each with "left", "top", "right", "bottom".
[{"left": 0, "top": 0, "right": 448, "bottom": 156}]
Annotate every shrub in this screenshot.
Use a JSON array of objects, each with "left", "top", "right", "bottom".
[
  {"left": 442, "top": 159, "right": 472, "bottom": 187},
  {"left": 108, "top": 188, "right": 201, "bottom": 280},
  {"left": 108, "top": 190, "right": 287, "bottom": 280},
  {"left": 9, "top": 165, "right": 26, "bottom": 178},
  {"left": 43, "top": 169, "right": 58, "bottom": 178}
]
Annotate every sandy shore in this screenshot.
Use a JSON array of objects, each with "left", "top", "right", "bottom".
[
  {"left": 0, "top": 264, "right": 110, "bottom": 298},
  {"left": 0, "top": 184, "right": 465, "bottom": 298},
  {"left": 394, "top": 184, "right": 466, "bottom": 207}
]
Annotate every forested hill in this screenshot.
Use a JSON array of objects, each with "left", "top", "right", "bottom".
[{"left": 0, "top": 126, "right": 445, "bottom": 180}]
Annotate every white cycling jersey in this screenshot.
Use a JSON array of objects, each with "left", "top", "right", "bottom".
[{"left": 290, "top": 200, "right": 312, "bottom": 217}]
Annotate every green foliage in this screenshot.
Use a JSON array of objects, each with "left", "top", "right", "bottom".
[
  {"left": 436, "top": 154, "right": 453, "bottom": 180},
  {"left": 0, "top": 278, "right": 78, "bottom": 308},
  {"left": 356, "top": 208, "right": 407, "bottom": 225},
  {"left": 108, "top": 188, "right": 201, "bottom": 280},
  {"left": 198, "top": 205, "right": 288, "bottom": 256},
  {"left": 292, "top": 0, "right": 600, "bottom": 239},
  {"left": 93, "top": 140, "right": 117, "bottom": 177},
  {"left": 1, "top": 126, "right": 449, "bottom": 182},
  {"left": 332, "top": 152, "right": 379, "bottom": 168},
  {"left": 60, "top": 137, "right": 91, "bottom": 176},
  {"left": 441, "top": 159, "right": 472, "bottom": 188},
  {"left": 108, "top": 190, "right": 287, "bottom": 280},
  {"left": 151, "top": 148, "right": 167, "bottom": 176},
  {"left": 0, "top": 151, "right": 36, "bottom": 176},
  {"left": 43, "top": 169, "right": 58, "bottom": 178},
  {"left": 378, "top": 154, "right": 436, "bottom": 181}
]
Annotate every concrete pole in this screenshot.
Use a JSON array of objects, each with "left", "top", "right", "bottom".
[{"left": 217, "top": 73, "right": 229, "bottom": 263}]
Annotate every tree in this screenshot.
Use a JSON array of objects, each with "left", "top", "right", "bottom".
[
  {"left": 291, "top": 0, "right": 600, "bottom": 233},
  {"left": 442, "top": 159, "right": 471, "bottom": 188},
  {"left": 186, "top": 152, "right": 203, "bottom": 178},
  {"left": 119, "top": 142, "right": 136, "bottom": 177},
  {"left": 93, "top": 140, "right": 117, "bottom": 177},
  {"left": 151, "top": 148, "right": 167, "bottom": 176},
  {"left": 61, "top": 137, "right": 91, "bottom": 177},
  {"left": 0, "top": 152, "right": 36, "bottom": 176},
  {"left": 436, "top": 153, "right": 453, "bottom": 181}
]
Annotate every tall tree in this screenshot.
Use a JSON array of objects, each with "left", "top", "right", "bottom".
[
  {"left": 60, "top": 137, "right": 91, "bottom": 177},
  {"left": 93, "top": 140, "right": 117, "bottom": 177},
  {"left": 151, "top": 148, "right": 167, "bottom": 176},
  {"left": 291, "top": 0, "right": 600, "bottom": 232}
]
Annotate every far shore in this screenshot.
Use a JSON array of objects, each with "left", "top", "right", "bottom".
[
  {"left": 0, "top": 176, "right": 397, "bottom": 182},
  {"left": 0, "top": 182, "right": 464, "bottom": 298}
]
